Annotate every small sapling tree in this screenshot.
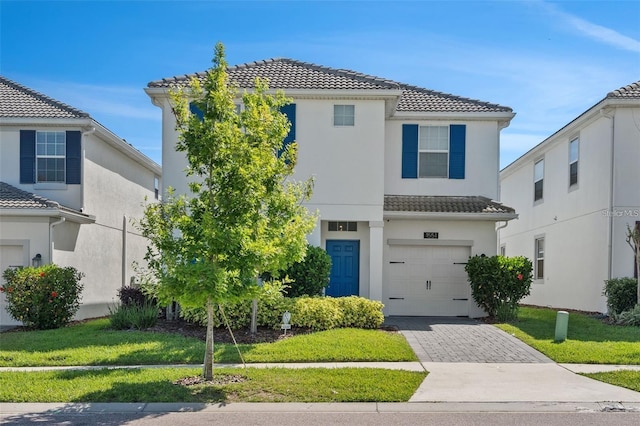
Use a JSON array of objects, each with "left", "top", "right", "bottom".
[{"left": 138, "top": 43, "right": 316, "bottom": 380}]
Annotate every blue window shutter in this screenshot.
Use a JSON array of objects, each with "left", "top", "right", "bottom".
[
  {"left": 66, "top": 131, "right": 82, "bottom": 184},
  {"left": 189, "top": 102, "right": 204, "bottom": 120},
  {"left": 449, "top": 124, "right": 466, "bottom": 179},
  {"left": 402, "top": 124, "right": 418, "bottom": 179},
  {"left": 20, "top": 130, "right": 36, "bottom": 184},
  {"left": 279, "top": 103, "right": 296, "bottom": 156}
]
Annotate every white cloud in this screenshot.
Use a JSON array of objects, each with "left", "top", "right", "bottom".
[{"left": 537, "top": 0, "right": 640, "bottom": 53}]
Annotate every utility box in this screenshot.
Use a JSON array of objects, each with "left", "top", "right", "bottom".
[{"left": 555, "top": 311, "right": 569, "bottom": 342}]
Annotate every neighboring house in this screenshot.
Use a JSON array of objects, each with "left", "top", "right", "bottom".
[
  {"left": 499, "top": 81, "right": 640, "bottom": 313},
  {"left": 145, "top": 58, "right": 516, "bottom": 317},
  {"left": 0, "top": 76, "right": 161, "bottom": 326}
]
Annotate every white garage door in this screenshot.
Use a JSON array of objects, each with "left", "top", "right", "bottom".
[
  {"left": 1, "top": 245, "right": 26, "bottom": 326},
  {"left": 386, "top": 245, "right": 470, "bottom": 316}
]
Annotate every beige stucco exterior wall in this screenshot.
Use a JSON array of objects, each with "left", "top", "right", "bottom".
[
  {"left": 500, "top": 103, "right": 640, "bottom": 313},
  {"left": 0, "top": 123, "right": 160, "bottom": 325}
]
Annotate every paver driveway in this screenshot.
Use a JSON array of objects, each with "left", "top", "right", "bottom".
[{"left": 385, "top": 316, "right": 552, "bottom": 363}]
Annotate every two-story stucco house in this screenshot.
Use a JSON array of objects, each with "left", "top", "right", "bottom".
[
  {"left": 146, "top": 58, "right": 516, "bottom": 317},
  {"left": 499, "top": 81, "right": 640, "bottom": 313},
  {"left": 0, "top": 76, "right": 162, "bottom": 326}
]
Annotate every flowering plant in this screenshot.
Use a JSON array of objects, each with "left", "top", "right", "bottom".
[{"left": 1, "top": 264, "right": 84, "bottom": 329}]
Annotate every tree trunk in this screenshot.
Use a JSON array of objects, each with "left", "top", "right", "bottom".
[{"left": 203, "top": 297, "right": 214, "bottom": 380}]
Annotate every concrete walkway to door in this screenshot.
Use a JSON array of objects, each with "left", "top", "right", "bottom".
[{"left": 384, "top": 316, "right": 640, "bottom": 405}]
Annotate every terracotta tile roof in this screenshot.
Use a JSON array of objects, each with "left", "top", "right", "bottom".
[
  {"left": 0, "top": 182, "right": 59, "bottom": 209},
  {"left": 384, "top": 195, "right": 515, "bottom": 214},
  {"left": 606, "top": 81, "right": 640, "bottom": 99},
  {"left": 0, "top": 76, "right": 90, "bottom": 119},
  {"left": 148, "top": 58, "right": 512, "bottom": 114}
]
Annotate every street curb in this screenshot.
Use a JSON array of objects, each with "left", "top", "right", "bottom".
[{"left": 1, "top": 401, "right": 640, "bottom": 415}]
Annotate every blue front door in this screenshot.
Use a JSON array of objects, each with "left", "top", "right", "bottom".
[{"left": 326, "top": 240, "right": 360, "bottom": 297}]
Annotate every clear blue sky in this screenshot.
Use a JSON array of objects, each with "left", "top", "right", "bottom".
[{"left": 1, "top": 0, "right": 639, "bottom": 168}]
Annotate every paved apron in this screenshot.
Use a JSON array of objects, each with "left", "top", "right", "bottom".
[{"left": 385, "top": 316, "right": 552, "bottom": 363}]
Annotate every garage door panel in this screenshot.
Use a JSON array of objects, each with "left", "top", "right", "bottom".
[{"left": 387, "top": 245, "right": 470, "bottom": 316}]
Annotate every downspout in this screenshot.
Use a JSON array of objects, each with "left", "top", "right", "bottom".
[
  {"left": 122, "top": 215, "right": 128, "bottom": 288},
  {"left": 496, "top": 221, "right": 509, "bottom": 254},
  {"left": 49, "top": 217, "right": 66, "bottom": 265},
  {"left": 602, "top": 109, "right": 615, "bottom": 282},
  {"left": 80, "top": 127, "right": 96, "bottom": 212}
]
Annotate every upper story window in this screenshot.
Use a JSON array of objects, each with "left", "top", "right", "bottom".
[
  {"left": 569, "top": 138, "right": 579, "bottom": 187},
  {"left": 20, "top": 130, "right": 81, "bottom": 185},
  {"left": 534, "top": 159, "right": 544, "bottom": 202},
  {"left": 333, "top": 105, "right": 354, "bottom": 126},
  {"left": 154, "top": 176, "right": 160, "bottom": 200},
  {"left": 36, "top": 131, "right": 66, "bottom": 183},
  {"left": 419, "top": 126, "right": 449, "bottom": 178}
]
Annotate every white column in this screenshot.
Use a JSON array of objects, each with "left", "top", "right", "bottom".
[
  {"left": 307, "top": 216, "right": 322, "bottom": 247},
  {"left": 369, "top": 221, "right": 384, "bottom": 301}
]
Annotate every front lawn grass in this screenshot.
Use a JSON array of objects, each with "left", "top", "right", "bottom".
[
  {"left": 0, "top": 367, "right": 427, "bottom": 403},
  {"left": 0, "top": 318, "right": 417, "bottom": 367},
  {"left": 495, "top": 306, "right": 640, "bottom": 364},
  {"left": 581, "top": 370, "right": 640, "bottom": 393}
]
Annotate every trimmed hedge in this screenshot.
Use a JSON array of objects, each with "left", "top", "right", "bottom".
[
  {"left": 603, "top": 277, "right": 638, "bottom": 315},
  {"left": 179, "top": 280, "right": 385, "bottom": 331}
]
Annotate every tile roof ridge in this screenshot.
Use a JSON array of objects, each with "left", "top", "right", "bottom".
[
  {"left": 606, "top": 80, "right": 640, "bottom": 98},
  {"left": 0, "top": 75, "right": 90, "bottom": 118},
  {"left": 148, "top": 57, "right": 402, "bottom": 89},
  {"left": 396, "top": 81, "right": 513, "bottom": 112},
  {"left": 0, "top": 181, "right": 60, "bottom": 208}
]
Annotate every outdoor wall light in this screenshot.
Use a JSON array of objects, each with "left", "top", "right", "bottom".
[{"left": 32, "top": 253, "right": 42, "bottom": 267}]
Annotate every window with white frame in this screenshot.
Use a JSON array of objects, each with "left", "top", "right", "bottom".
[
  {"left": 36, "top": 131, "right": 66, "bottom": 183},
  {"left": 569, "top": 138, "right": 579, "bottom": 187},
  {"left": 534, "top": 159, "right": 544, "bottom": 202},
  {"left": 419, "top": 126, "right": 449, "bottom": 178},
  {"left": 333, "top": 105, "right": 354, "bottom": 126},
  {"left": 535, "top": 237, "right": 544, "bottom": 279}
]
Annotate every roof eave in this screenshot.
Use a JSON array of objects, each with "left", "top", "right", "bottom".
[
  {"left": 500, "top": 97, "right": 639, "bottom": 177},
  {"left": 0, "top": 208, "right": 96, "bottom": 224},
  {"left": 383, "top": 211, "right": 518, "bottom": 221},
  {"left": 0, "top": 117, "right": 161, "bottom": 176},
  {"left": 391, "top": 111, "right": 516, "bottom": 121}
]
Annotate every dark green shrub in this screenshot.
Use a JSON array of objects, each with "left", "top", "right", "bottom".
[
  {"left": 615, "top": 304, "right": 640, "bottom": 326},
  {"left": 465, "top": 255, "right": 533, "bottom": 319},
  {"left": 281, "top": 245, "right": 332, "bottom": 297},
  {"left": 109, "top": 302, "right": 159, "bottom": 330},
  {"left": 603, "top": 277, "right": 638, "bottom": 315},
  {"left": 117, "top": 286, "right": 147, "bottom": 307},
  {"left": 1, "top": 265, "right": 84, "bottom": 330}
]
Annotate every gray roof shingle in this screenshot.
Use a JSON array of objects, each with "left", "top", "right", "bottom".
[
  {"left": 0, "top": 76, "right": 90, "bottom": 119},
  {"left": 0, "top": 182, "right": 59, "bottom": 209},
  {"left": 384, "top": 195, "right": 515, "bottom": 214},
  {"left": 606, "top": 81, "right": 640, "bottom": 99},
  {"left": 0, "top": 181, "right": 86, "bottom": 215},
  {"left": 148, "top": 58, "right": 512, "bottom": 114}
]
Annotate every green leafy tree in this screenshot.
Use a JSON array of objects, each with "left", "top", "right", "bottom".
[
  {"left": 282, "top": 244, "right": 332, "bottom": 297},
  {"left": 138, "top": 43, "right": 316, "bottom": 380}
]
